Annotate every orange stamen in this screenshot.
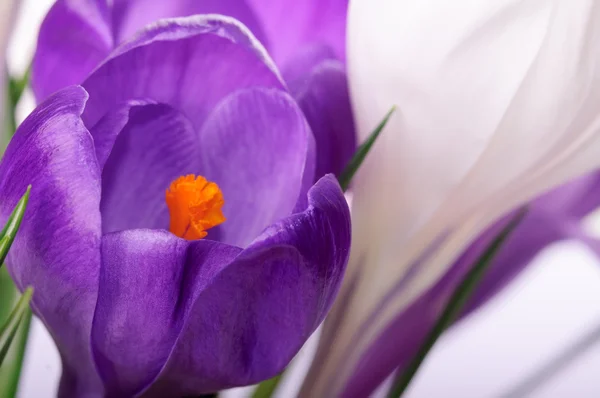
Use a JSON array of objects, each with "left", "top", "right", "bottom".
[{"left": 166, "top": 174, "right": 226, "bottom": 240}]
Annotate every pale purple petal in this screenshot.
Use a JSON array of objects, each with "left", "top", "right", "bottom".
[
  {"left": 535, "top": 172, "right": 600, "bottom": 218},
  {"left": 81, "top": 16, "right": 283, "bottom": 130},
  {"left": 100, "top": 103, "right": 200, "bottom": 235},
  {"left": 0, "top": 86, "right": 103, "bottom": 397},
  {"left": 287, "top": 52, "right": 356, "bottom": 179},
  {"left": 245, "top": 0, "right": 348, "bottom": 67},
  {"left": 111, "top": 0, "right": 267, "bottom": 46},
  {"left": 87, "top": 99, "right": 152, "bottom": 169},
  {"left": 198, "top": 87, "right": 312, "bottom": 246},
  {"left": 282, "top": 44, "right": 338, "bottom": 83},
  {"left": 91, "top": 175, "right": 351, "bottom": 396},
  {"left": 32, "top": 0, "right": 113, "bottom": 101}
]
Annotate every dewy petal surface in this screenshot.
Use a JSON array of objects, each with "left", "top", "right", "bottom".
[
  {"left": 305, "top": 1, "right": 600, "bottom": 396},
  {"left": 91, "top": 175, "right": 350, "bottom": 397},
  {"left": 0, "top": 86, "right": 103, "bottom": 396},
  {"left": 32, "top": 0, "right": 113, "bottom": 101}
]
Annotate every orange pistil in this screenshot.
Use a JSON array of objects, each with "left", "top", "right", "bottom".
[{"left": 166, "top": 174, "right": 226, "bottom": 240}]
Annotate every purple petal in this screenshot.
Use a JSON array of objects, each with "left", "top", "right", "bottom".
[
  {"left": 199, "top": 88, "right": 312, "bottom": 246},
  {"left": 87, "top": 99, "right": 152, "bottom": 169},
  {"left": 0, "top": 86, "right": 103, "bottom": 396},
  {"left": 100, "top": 103, "right": 200, "bottom": 235},
  {"left": 81, "top": 15, "right": 283, "bottom": 129},
  {"left": 535, "top": 172, "right": 600, "bottom": 218},
  {"left": 91, "top": 175, "right": 350, "bottom": 396},
  {"left": 245, "top": 0, "right": 348, "bottom": 67},
  {"left": 32, "top": 0, "right": 113, "bottom": 102},
  {"left": 282, "top": 44, "right": 339, "bottom": 83},
  {"left": 92, "top": 230, "right": 241, "bottom": 396},
  {"left": 287, "top": 52, "right": 356, "bottom": 180},
  {"left": 111, "top": 0, "right": 267, "bottom": 47}
]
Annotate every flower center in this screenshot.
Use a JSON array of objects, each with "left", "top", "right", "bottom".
[{"left": 166, "top": 174, "right": 226, "bottom": 240}]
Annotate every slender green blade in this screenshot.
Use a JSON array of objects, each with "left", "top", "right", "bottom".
[
  {"left": 252, "top": 374, "right": 282, "bottom": 398},
  {"left": 387, "top": 209, "right": 527, "bottom": 398},
  {"left": 0, "top": 268, "right": 17, "bottom": 327},
  {"left": 0, "top": 186, "right": 30, "bottom": 266},
  {"left": 338, "top": 106, "right": 396, "bottom": 192},
  {"left": 0, "top": 287, "right": 33, "bottom": 366},
  {"left": 0, "top": 267, "right": 24, "bottom": 398},
  {"left": 0, "top": 308, "right": 32, "bottom": 398}
]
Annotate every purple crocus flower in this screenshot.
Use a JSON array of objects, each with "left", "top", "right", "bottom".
[
  {"left": 0, "top": 15, "right": 351, "bottom": 398},
  {"left": 33, "top": 0, "right": 355, "bottom": 179}
]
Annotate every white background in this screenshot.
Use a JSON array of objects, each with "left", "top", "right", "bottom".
[{"left": 9, "top": 0, "right": 600, "bottom": 397}]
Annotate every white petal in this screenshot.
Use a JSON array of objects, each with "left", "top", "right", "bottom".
[{"left": 304, "top": 0, "right": 600, "bottom": 395}]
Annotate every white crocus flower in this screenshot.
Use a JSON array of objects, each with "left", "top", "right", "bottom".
[{"left": 302, "top": 1, "right": 600, "bottom": 396}]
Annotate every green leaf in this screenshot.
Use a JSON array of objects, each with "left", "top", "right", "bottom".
[
  {"left": 0, "top": 307, "right": 32, "bottom": 398},
  {"left": 0, "top": 268, "right": 24, "bottom": 398},
  {"left": 337, "top": 106, "right": 396, "bottom": 192},
  {"left": 0, "top": 186, "right": 30, "bottom": 266},
  {"left": 252, "top": 374, "right": 283, "bottom": 398},
  {"left": 386, "top": 208, "right": 528, "bottom": 398},
  {"left": 0, "top": 287, "right": 32, "bottom": 367}
]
